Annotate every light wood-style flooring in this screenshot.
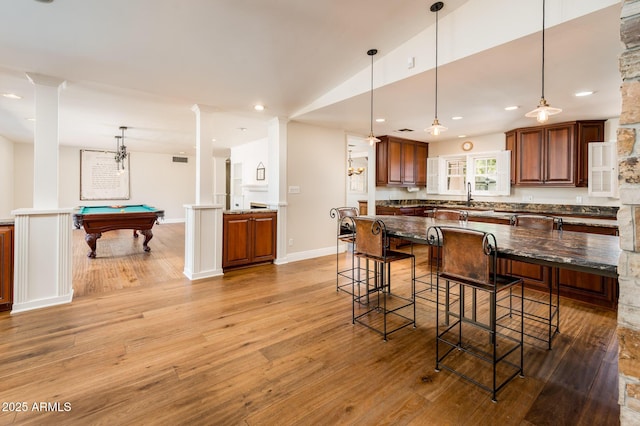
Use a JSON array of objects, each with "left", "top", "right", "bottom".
[{"left": 0, "top": 223, "right": 619, "bottom": 425}]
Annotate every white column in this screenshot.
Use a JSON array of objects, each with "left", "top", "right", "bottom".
[
  {"left": 183, "top": 105, "right": 223, "bottom": 280},
  {"left": 183, "top": 204, "right": 223, "bottom": 280},
  {"left": 191, "top": 104, "right": 216, "bottom": 205},
  {"left": 11, "top": 73, "right": 73, "bottom": 313},
  {"left": 267, "top": 117, "right": 289, "bottom": 265},
  {"left": 11, "top": 208, "right": 74, "bottom": 313},
  {"left": 26, "top": 73, "right": 66, "bottom": 209}
]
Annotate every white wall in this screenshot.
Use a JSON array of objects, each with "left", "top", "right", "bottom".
[
  {"left": 230, "top": 137, "right": 269, "bottom": 209},
  {"left": 0, "top": 135, "right": 13, "bottom": 219},
  {"left": 385, "top": 118, "right": 621, "bottom": 207},
  {"left": 287, "top": 121, "right": 346, "bottom": 255},
  {"left": 12, "top": 144, "right": 196, "bottom": 221}
]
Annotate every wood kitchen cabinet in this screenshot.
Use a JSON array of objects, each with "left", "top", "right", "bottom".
[
  {"left": 376, "top": 135, "right": 428, "bottom": 187},
  {"left": 223, "top": 212, "right": 277, "bottom": 270},
  {"left": 506, "top": 120, "right": 605, "bottom": 187},
  {"left": 0, "top": 226, "right": 13, "bottom": 312}
]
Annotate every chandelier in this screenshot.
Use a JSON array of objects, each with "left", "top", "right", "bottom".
[
  {"left": 347, "top": 150, "right": 364, "bottom": 176},
  {"left": 114, "top": 126, "right": 128, "bottom": 170}
]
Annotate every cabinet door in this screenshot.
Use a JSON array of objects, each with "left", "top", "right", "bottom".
[
  {"left": 544, "top": 124, "right": 575, "bottom": 185},
  {"left": 415, "top": 143, "right": 428, "bottom": 186},
  {"left": 387, "top": 139, "right": 403, "bottom": 185},
  {"left": 0, "top": 226, "right": 13, "bottom": 310},
  {"left": 558, "top": 270, "right": 617, "bottom": 309},
  {"left": 252, "top": 214, "right": 277, "bottom": 263},
  {"left": 577, "top": 120, "right": 606, "bottom": 187},
  {"left": 223, "top": 215, "right": 252, "bottom": 268},
  {"left": 401, "top": 142, "right": 416, "bottom": 184},
  {"left": 375, "top": 140, "right": 388, "bottom": 186},
  {"left": 516, "top": 128, "right": 544, "bottom": 185}
]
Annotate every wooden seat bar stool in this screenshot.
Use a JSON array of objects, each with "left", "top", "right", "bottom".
[
  {"left": 414, "top": 209, "right": 467, "bottom": 305},
  {"left": 430, "top": 225, "right": 524, "bottom": 402},
  {"left": 507, "top": 214, "right": 563, "bottom": 349},
  {"left": 352, "top": 217, "right": 416, "bottom": 341},
  {"left": 329, "top": 207, "right": 362, "bottom": 295}
]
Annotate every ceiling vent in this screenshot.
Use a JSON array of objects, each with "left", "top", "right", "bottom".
[{"left": 172, "top": 156, "right": 188, "bottom": 163}]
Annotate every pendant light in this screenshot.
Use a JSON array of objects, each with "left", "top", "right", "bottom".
[
  {"left": 525, "top": 0, "right": 561, "bottom": 123},
  {"left": 366, "top": 48, "right": 380, "bottom": 145},
  {"left": 114, "top": 126, "right": 128, "bottom": 171},
  {"left": 426, "top": 2, "right": 447, "bottom": 136}
]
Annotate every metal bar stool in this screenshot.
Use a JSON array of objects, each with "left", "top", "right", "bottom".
[
  {"left": 329, "top": 207, "right": 361, "bottom": 295},
  {"left": 352, "top": 217, "right": 416, "bottom": 341},
  {"left": 430, "top": 225, "right": 524, "bottom": 402},
  {"left": 505, "top": 214, "right": 563, "bottom": 349}
]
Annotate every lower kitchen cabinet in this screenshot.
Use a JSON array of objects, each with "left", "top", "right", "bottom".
[
  {"left": 223, "top": 212, "right": 277, "bottom": 270},
  {"left": 0, "top": 226, "right": 14, "bottom": 312}
]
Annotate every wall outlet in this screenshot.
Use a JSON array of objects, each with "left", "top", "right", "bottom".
[
  {"left": 576, "top": 196, "right": 583, "bottom": 204},
  {"left": 407, "top": 56, "right": 415, "bottom": 69},
  {"left": 523, "top": 195, "right": 534, "bottom": 202},
  {"left": 288, "top": 186, "right": 300, "bottom": 194},
  {"left": 288, "top": 238, "right": 294, "bottom": 246}
]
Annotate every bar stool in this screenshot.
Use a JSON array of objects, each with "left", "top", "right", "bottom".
[
  {"left": 432, "top": 209, "right": 469, "bottom": 222},
  {"left": 352, "top": 217, "right": 416, "bottom": 341},
  {"left": 329, "top": 207, "right": 360, "bottom": 294},
  {"left": 414, "top": 209, "right": 467, "bottom": 304},
  {"left": 507, "top": 214, "right": 563, "bottom": 349},
  {"left": 430, "top": 225, "right": 524, "bottom": 402}
]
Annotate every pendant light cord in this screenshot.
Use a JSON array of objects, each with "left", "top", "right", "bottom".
[
  {"left": 541, "top": 0, "right": 546, "bottom": 100},
  {"left": 370, "top": 51, "right": 374, "bottom": 134},
  {"left": 434, "top": 5, "right": 439, "bottom": 120}
]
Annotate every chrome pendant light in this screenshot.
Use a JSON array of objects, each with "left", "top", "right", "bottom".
[
  {"left": 426, "top": 1, "right": 447, "bottom": 136},
  {"left": 114, "top": 126, "right": 128, "bottom": 170},
  {"left": 366, "top": 48, "right": 380, "bottom": 146},
  {"left": 525, "top": 0, "right": 561, "bottom": 123}
]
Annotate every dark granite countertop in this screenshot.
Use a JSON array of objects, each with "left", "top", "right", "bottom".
[
  {"left": 0, "top": 219, "right": 14, "bottom": 226},
  {"left": 224, "top": 209, "right": 278, "bottom": 215},
  {"left": 366, "top": 215, "right": 619, "bottom": 277}
]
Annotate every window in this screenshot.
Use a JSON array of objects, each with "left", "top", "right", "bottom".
[{"left": 427, "top": 151, "right": 510, "bottom": 196}]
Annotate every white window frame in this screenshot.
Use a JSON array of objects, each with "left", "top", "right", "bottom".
[{"left": 427, "top": 150, "right": 511, "bottom": 196}]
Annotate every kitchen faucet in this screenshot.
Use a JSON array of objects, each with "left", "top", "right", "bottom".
[{"left": 467, "top": 182, "right": 473, "bottom": 206}]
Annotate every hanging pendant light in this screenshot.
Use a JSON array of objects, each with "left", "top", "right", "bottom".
[
  {"left": 525, "top": 0, "right": 561, "bottom": 123},
  {"left": 366, "top": 48, "right": 380, "bottom": 146},
  {"left": 426, "top": 1, "right": 447, "bottom": 136},
  {"left": 114, "top": 126, "right": 128, "bottom": 171},
  {"left": 347, "top": 149, "right": 365, "bottom": 176}
]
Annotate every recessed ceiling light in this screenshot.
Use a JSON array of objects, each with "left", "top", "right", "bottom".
[
  {"left": 211, "top": 138, "right": 217, "bottom": 142},
  {"left": 2, "top": 93, "right": 22, "bottom": 99},
  {"left": 458, "top": 134, "right": 467, "bottom": 138},
  {"left": 375, "top": 118, "right": 385, "bottom": 123},
  {"left": 239, "top": 127, "right": 247, "bottom": 131},
  {"left": 26, "top": 118, "right": 36, "bottom": 122},
  {"left": 254, "top": 104, "right": 265, "bottom": 111},
  {"left": 34, "top": 0, "right": 54, "bottom": 3},
  {"left": 451, "top": 116, "right": 463, "bottom": 120},
  {"left": 575, "top": 91, "right": 594, "bottom": 97},
  {"left": 504, "top": 106, "right": 519, "bottom": 111}
]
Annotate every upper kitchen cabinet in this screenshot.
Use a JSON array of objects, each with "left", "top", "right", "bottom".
[
  {"left": 507, "top": 120, "right": 605, "bottom": 187},
  {"left": 376, "top": 135, "right": 428, "bottom": 187}
]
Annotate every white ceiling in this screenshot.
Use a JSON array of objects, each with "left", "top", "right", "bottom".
[{"left": 0, "top": 0, "right": 622, "bottom": 156}]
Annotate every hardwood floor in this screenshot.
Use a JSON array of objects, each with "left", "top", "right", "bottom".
[{"left": 0, "top": 223, "right": 619, "bottom": 425}]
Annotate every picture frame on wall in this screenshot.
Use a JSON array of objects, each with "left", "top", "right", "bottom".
[
  {"left": 80, "top": 149, "right": 130, "bottom": 200},
  {"left": 256, "top": 162, "right": 266, "bottom": 181}
]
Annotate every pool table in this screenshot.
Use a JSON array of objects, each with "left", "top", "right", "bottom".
[{"left": 73, "top": 205, "right": 165, "bottom": 258}]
